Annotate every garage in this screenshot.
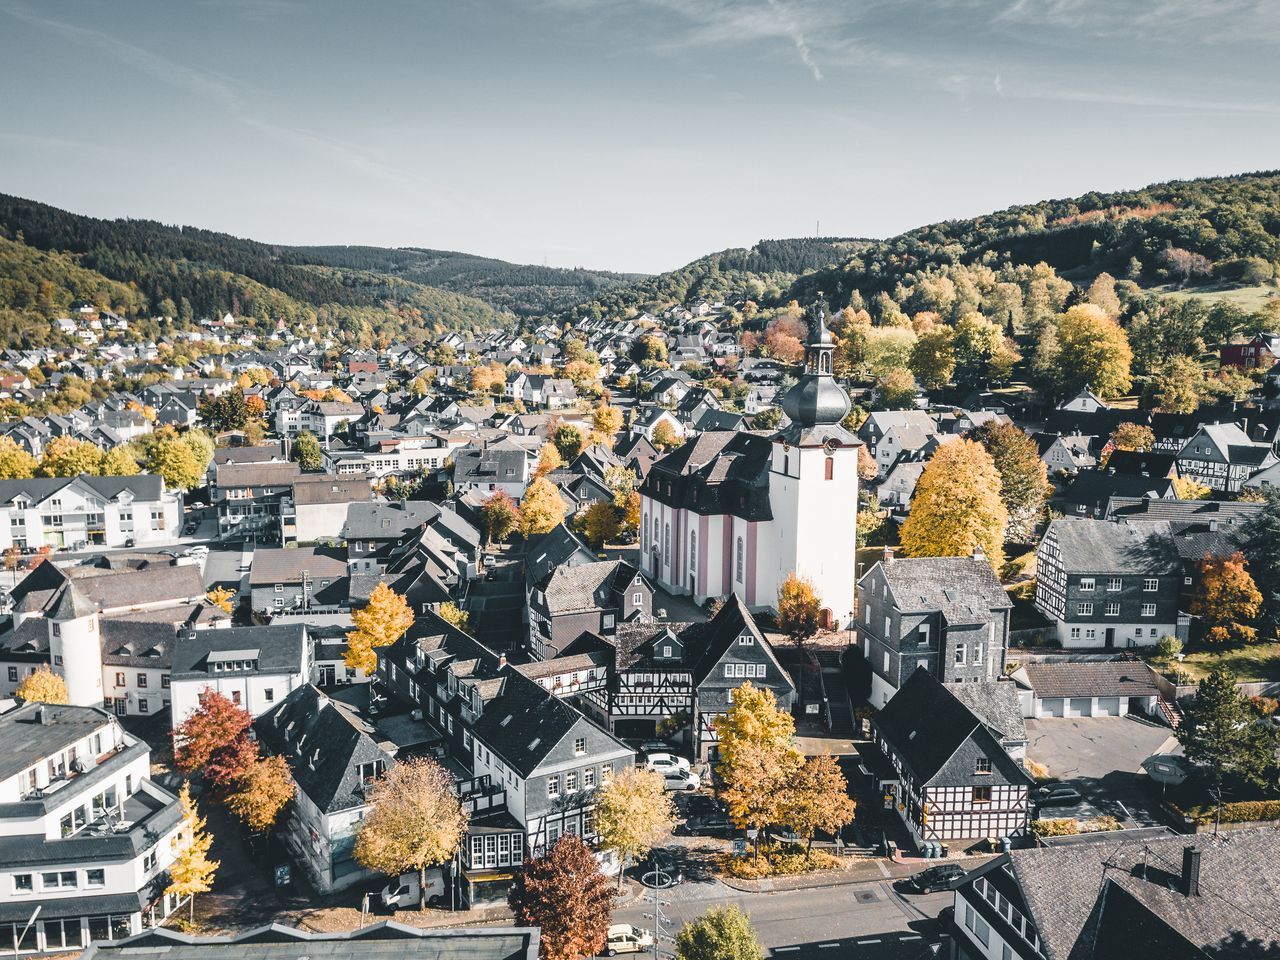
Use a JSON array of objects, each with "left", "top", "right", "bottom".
[
  {"left": 1041, "top": 698, "right": 1065, "bottom": 717},
  {"left": 1095, "top": 697, "right": 1122, "bottom": 717},
  {"left": 1067, "top": 698, "right": 1091, "bottom": 717}
]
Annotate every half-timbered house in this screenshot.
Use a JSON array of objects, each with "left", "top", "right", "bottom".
[{"left": 868, "top": 669, "right": 1031, "bottom": 844}]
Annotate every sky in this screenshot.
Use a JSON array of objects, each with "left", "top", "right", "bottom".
[{"left": 1, "top": 1, "right": 1278, "bottom": 275}]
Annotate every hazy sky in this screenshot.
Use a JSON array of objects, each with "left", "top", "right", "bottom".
[{"left": 1, "top": 1, "right": 1278, "bottom": 274}]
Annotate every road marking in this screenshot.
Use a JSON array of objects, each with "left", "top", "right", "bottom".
[
  {"left": 819, "top": 943, "right": 840, "bottom": 949},
  {"left": 858, "top": 939, "right": 882, "bottom": 945},
  {"left": 774, "top": 948, "right": 799, "bottom": 953},
  {"left": 874, "top": 859, "right": 891, "bottom": 878}
]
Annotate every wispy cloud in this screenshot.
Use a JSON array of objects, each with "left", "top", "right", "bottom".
[{"left": 764, "top": 0, "right": 822, "bottom": 80}]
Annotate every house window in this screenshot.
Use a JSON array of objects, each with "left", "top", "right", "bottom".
[
  {"left": 137, "top": 673, "right": 147, "bottom": 688},
  {"left": 13, "top": 874, "right": 32, "bottom": 892},
  {"left": 547, "top": 776, "right": 560, "bottom": 798},
  {"left": 86, "top": 868, "right": 105, "bottom": 888},
  {"left": 633, "top": 591, "right": 643, "bottom": 605},
  {"left": 735, "top": 537, "right": 744, "bottom": 582},
  {"left": 689, "top": 531, "right": 696, "bottom": 573},
  {"left": 973, "top": 642, "right": 984, "bottom": 665},
  {"left": 824, "top": 456, "right": 834, "bottom": 480},
  {"left": 975, "top": 758, "right": 992, "bottom": 775},
  {"left": 275, "top": 583, "right": 284, "bottom": 593},
  {"left": 1141, "top": 603, "right": 1156, "bottom": 617},
  {"left": 1144, "top": 578, "right": 1159, "bottom": 591},
  {"left": 566, "top": 772, "right": 578, "bottom": 792},
  {"left": 602, "top": 763, "right": 613, "bottom": 781},
  {"left": 662, "top": 645, "right": 672, "bottom": 658},
  {"left": 231, "top": 691, "right": 241, "bottom": 705},
  {"left": 972, "top": 786, "right": 992, "bottom": 804},
  {"left": 919, "top": 624, "right": 931, "bottom": 646},
  {"left": 1079, "top": 577, "right": 1095, "bottom": 591},
  {"left": 115, "top": 672, "right": 126, "bottom": 687},
  {"left": 954, "top": 643, "right": 966, "bottom": 665},
  {"left": 1105, "top": 602, "right": 1120, "bottom": 617},
  {"left": 584, "top": 767, "right": 596, "bottom": 788},
  {"left": 1107, "top": 578, "right": 1122, "bottom": 591},
  {"left": 574, "top": 737, "right": 586, "bottom": 755},
  {"left": 1070, "top": 627, "right": 1080, "bottom": 640},
  {"left": 264, "top": 688, "right": 275, "bottom": 703},
  {"left": 1076, "top": 602, "right": 1093, "bottom": 617},
  {"left": 6, "top": 667, "right": 15, "bottom": 682},
  {"left": 738, "top": 634, "right": 754, "bottom": 646},
  {"left": 1184, "top": 576, "right": 1193, "bottom": 586}
]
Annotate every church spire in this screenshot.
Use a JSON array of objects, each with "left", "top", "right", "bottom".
[{"left": 780, "top": 297, "right": 850, "bottom": 429}]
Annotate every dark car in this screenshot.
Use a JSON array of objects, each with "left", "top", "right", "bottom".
[
  {"left": 1034, "top": 786, "right": 1083, "bottom": 807},
  {"left": 905, "top": 863, "right": 965, "bottom": 894},
  {"left": 681, "top": 812, "right": 733, "bottom": 836},
  {"left": 680, "top": 793, "right": 723, "bottom": 817},
  {"left": 183, "top": 523, "right": 198, "bottom": 536}
]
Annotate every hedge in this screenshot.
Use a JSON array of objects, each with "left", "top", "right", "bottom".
[{"left": 1174, "top": 799, "right": 1280, "bottom": 825}]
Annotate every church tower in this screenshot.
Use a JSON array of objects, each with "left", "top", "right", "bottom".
[{"left": 768, "top": 302, "right": 861, "bottom": 629}]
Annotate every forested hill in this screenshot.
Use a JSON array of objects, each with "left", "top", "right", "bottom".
[
  {"left": 0, "top": 193, "right": 513, "bottom": 346},
  {"left": 285, "top": 245, "right": 643, "bottom": 318},
  {"left": 551, "top": 236, "right": 871, "bottom": 323},
  {"left": 788, "top": 171, "right": 1280, "bottom": 311}
]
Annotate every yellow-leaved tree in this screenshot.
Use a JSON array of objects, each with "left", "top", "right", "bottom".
[
  {"left": 166, "top": 783, "right": 219, "bottom": 922},
  {"left": 354, "top": 757, "right": 468, "bottom": 909},
  {"left": 594, "top": 766, "right": 675, "bottom": 889},
  {"left": 0, "top": 436, "right": 37, "bottom": 480},
  {"left": 900, "top": 439, "right": 1007, "bottom": 572},
  {"left": 344, "top": 582, "right": 414, "bottom": 675},
  {"left": 15, "top": 666, "right": 69, "bottom": 705},
  {"left": 713, "top": 683, "right": 802, "bottom": 860},
  {"left": 520, "top": 476, "right": 568, "bottom": 538},
  {"left": 206, "top": 587, "right": 235, "bottom": 615},
  {"left": 782, "top": 754, "right": 856, "bottom": 852},
  {"left": 225, "top": 755, "right": 295, "bottom": 833},
  {"left": 38, "top": 436, "right": 105, "bottom": 477}
]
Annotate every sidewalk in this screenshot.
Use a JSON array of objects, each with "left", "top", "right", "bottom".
[{"left": 718, "top": 853, "right": 994, "bottom": 893}]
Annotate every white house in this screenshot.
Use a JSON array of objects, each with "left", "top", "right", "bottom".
[
  {"left": 0, "top": 475, "right": 181, "bottom": 551},
  {"left": 168, "top": 624, "right": 312, "bottom": 727}
]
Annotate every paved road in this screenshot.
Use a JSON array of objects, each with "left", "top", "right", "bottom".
[{"left": 612, "top": 876, "right": 950, "bottom": 958}]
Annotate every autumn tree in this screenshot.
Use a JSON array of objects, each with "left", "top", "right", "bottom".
[
  {"left": 166, "top": 783, "right": 219, "bottom": 923},
  {"left": 713, "top": 683, "right": 802, "bottom": 860},
  {"left": 520, "top": 476, "right": 568, "bottom": 538},
  {"left": 951, "top": 311, "right": 1018, "bottom": 389},
  {"left": 199, "top": 391, "right": 250, "bottom": 432},
  {"left": 594, "top": 767, "right": 675, "bottom": 889},
  {"left": 1054, "top": 304, "right": 1133, "bottom": 399},
  {"left": 777, "top": 573, "right": 821, "bottom": 651},
  {"left": 0, "top": 437, "right": 37, "bottom": 479},
  {"left": 590, "top": 404, "right": 623, "bottom": 447},
  {"left": 355, "top": 757, "right": 469, "bottom": 909},
  {"left": 900, "top": 439, "right": 1007, "bottom": 571},
  {"left": 857, "top": 444, "right": 878, "bottom": 482},
  {"left": 782, "top": 754, "right": 855, "bottom": 852},
  {"left": 580, "top": 499, "right": 620, "bottom": 548},
  {"left": 173, "top": 691, "right": 253, "bottom": 774},
  {"left": 676, "top": 905, "right": 765, "bottom": 960},
  {"left": 481, "top": 491, "right": 521, "bottom": 544},
  {"left": 1109, "top": 422, "right": 1154, "bottom": 453},
  {"left": 437, "top": 601, "right": 473, "bottom": 634},
  {"left": 225, "top": 754, "right": 295, "bottom": 833},
  {"left": 651, "top": 419, "right": 680, "bottom": 451},
  {"left": 509, "top": 834, "right": 614, "bottom": 960},
  {"left": 15, "top": 666, "right": 69, "bottom": 705},
  {"left": 553, "top": 423, "right": 587, "bottom": 461},
  {"left": 101, "top": 446, "right": 141, "bottom": 476},
  {"left": 1192, "top": 552, "right": 1263, "bottom": 645},
  {"left": 206, "top": 587, "right": 235, "bottom": 615},
  {"left": 968, "top": 421, "right": 1051, "bottom": 542},
  {"left": 1178, "top": 666, "right": 1275, "bottom": 796},
  {"left": 534, "top": 441, "right": 563, "bottom": 478},
  {"left": 38, "top": 436, "right": 104, "bottom": 477},
  {"left": 292, "top": 430, "right": 323, "bottom": 471},
  {"left": 908, "top": 326, "right": 956, "bottom": 390},
  {"left": 875, "top": 368, "right": 919, "bottom": 409},
  {"left": 146, "top": 435, "right": 202, "bottom": 490},
  {"left": 344, "top": 582, "right": 414, "bottom": 674},
  {"left": 470, "top": 362, "right": 506, "bottom": 396},
  {"left": 1150, "top": 355, "right": 1204, "bottom": 414}
]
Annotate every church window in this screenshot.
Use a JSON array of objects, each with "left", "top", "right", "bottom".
[
  {"left": 735, "top": 537, "right": 744, "bottom": 582},
  {"left": 689, "top": 531, "right": 696, "bottom": 572},
  {"left": 783, "top": 454, "right": 789, "bottom": 474},
  {"left": 825, "top": 457, "right": 834, "bottom": 480},
  {"left": 663, "top": 523, "right": 670, "bottom": 564}
]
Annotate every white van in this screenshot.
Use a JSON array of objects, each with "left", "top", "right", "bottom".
[
  {"left": 379, "top": 867, "right": 446, "bottom": 910},
  {"left": 604, "top": 924, "right": 654, "bottom": 955}
]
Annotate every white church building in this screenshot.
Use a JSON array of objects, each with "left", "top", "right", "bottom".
[{"left": 639, "top": 306, "right": 860, "bottom": 628}]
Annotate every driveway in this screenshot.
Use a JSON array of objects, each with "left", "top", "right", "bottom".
[{"left": 1025, "top": 717, "right": 1179, "bottom": 826}]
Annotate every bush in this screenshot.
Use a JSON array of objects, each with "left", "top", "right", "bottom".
[
  {"left": 1156, "top": 635, "right": 1183, "bottom": 660},
  {"left": 1030, "top": 818, "right": 1078, "bottom": 839},
  {"left": 721, "top": 842, "right": 839, "bottom": 879},
  {"left": 1251, "top": 696, "right": 1279, "bottom": 717},
  {"left": 1172, "top": 799, "right": 1280, "bottom": 825}
]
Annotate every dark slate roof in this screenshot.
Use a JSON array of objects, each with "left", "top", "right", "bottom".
[
  {"left": 524, "top": 523, "right": 596, "bottom": 588},
  {"left": 254, "top": 684, "right": 391, "bottom": 815},
  {"left": 82, "top": 922, "right": 540, "bottom": 960},
  {"left": 871, "top": 556, "right": 1012, "bottom": 621},
  {"left": 873, "top": 669, "right": 1032, "bottom": 787},
  {"left": 684, "top": 596, "right": 791, "bottom": 695},
  {"left": 170, "top": 624, "right": 308, "bottom": 678},
  {"left": 250, "top": 547, "right": 347, "bottom": 586},
  {"left": 1059, "top": 469, "right": 1175, "bottom": 509},
  {"left": 1009, "top": 830, "right": 1280, "bottom": 960},
  {"left": 536, "top": 560, "right": 640, "bottom": 616},
  {"left": 641, "top": 431, "right": 773, "bottom": 522},
  {"left": 1104, "top": 496, "right": 1263, "bottom": 525},
  {"left": 341, "top": 500, "right": 440, "bottom": 541},
  {"left": 1045, "top": 518, "right": 1180, "bottom": 573},
  {"left": 0, "top": 473, "right": 165, "bottom": 506},
  {"left": 0, "top": 702, "right": 115, "bottom": 782},
  {"left": 948, "top": 679, "right": 1028, "bottom": 743},
  {"left": 1021, "top": 660, "right": 1160, "bottom": 700},
  {"left": 1104, "top": 450, "right": 1179, "bottom": 478}
]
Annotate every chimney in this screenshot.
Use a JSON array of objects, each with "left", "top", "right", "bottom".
[
  {"left": 498, "top": 652, "right": 507, "bottom": 669},
  {"left": 883, "top": 545, "right": 895, "bottom": 565},
  {"left": 972, "top": 544, "right": 986, "bottom": 562},
  {"left": 35, "top": 704, "right": 46, "bottom": 725},
  {"left": 1181, "top": 845, "right": 1201, "bottom": 897}
]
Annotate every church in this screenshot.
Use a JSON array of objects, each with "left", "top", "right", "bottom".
[{"left": 638, "top": 306, "right": 860, "bottom": 628}]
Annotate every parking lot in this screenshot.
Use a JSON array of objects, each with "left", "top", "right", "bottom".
[{"left": 1025, "top": 716, "right": 1179, "bottom": 826}]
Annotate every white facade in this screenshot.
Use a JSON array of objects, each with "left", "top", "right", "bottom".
[
  {"left": 169, "top": 666, "right": 308, "bottom": 728},
  {"left": 0, "top": 478, "right": 180, "bottom": 551}
]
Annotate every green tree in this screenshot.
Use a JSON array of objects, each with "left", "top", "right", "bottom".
[
  {"left": 908, "top": 325, "right": 956, "bottom": 390},
  {"left": 553, "top": 422, "right": 587, "bottom": 461},
  {"left": 1150, "top": 355, "right": 1204, "bottom": 414},
  {"left": 1178, "top": 666, "right": 1275, "bottom": 796},
  {"left": 952, "top": 311, "right": 1018, "bottom": 389},
  {"left": 900, "top": 439, "right": 1007, "bottom": 571},
  {"left": 101, "top": 446, "right": 140, "bottom": 476},
  {"left": 676, "top": 905, "right": 764, "bottom": 960},
  {"left": 968, "top": 421, "right": 1051, "bottom": 542},
  {"left": 199, "top": 391, "right": 250, "bottom": 433},
  {"left": 291, "top": 430, "right": 324, "bottom": 471},
  {"left": 875, "top": 368, "right": 919, "bottom": 410},
  {"left": 1244, "top": 489, "right": 1280, "bottom": 635}
]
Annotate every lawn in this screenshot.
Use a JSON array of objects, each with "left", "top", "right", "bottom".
[
  {"left": 1149, "top": 282, "right": 1280, "bottom": 312},
  {"left": 1164, "top": 642, "right": 1280, "bottom": 683}
]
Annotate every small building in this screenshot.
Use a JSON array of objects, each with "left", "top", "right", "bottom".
[
  {"left": 1011, "top": 659, "right": 1161, "bottom": 718},
  {"left": 168, "top": 623, "right": 312, "bottom": 726},
  {"left": 249, "top": 547, "right": 348, "bottom": 616}
]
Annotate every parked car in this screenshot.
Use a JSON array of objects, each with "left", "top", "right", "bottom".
[
  {"left": 681, "top": 812, "right": 733, "bottom": 836},
  {"left": 183, "top": 522, "right": 198, "bottom": 536},
  {"left": 123, "top": 537, "right": 135, "bottom": 548},
  {"left": 379, "top": 868, "right": 446, "bottom": 909},
  {"left": 603, "top": 924, "right": 654, "bottom": 955},
  {"left": 905, "top": 863, "right": 965, "bottom": 894},
  {"left": 639, "top": 739, "right": 673, "bottom": 755},
  {"left": 1034, "top": 786, "right": 1083, "bottom": 808},
  {"left": 662, "top": 769, "right": 701, "bottom": 791},
  {"left": 644, "top": 753, "right": 690, "bottom": 774},
  {"left": 680, "top": 793, "right": 723, "bottom": 817}
]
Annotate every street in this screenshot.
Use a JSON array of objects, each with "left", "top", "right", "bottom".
[{"left": 611, "top": 876, "right": 950, "bottom": 958}]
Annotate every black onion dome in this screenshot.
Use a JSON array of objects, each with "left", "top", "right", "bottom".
[{"left": 780, "top": 308, "right": 850, "bottom": 427}]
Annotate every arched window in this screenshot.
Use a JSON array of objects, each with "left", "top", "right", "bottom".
[
  {"left": 783, "top": 454, "right": 789, "bottom": 475},
  {"left": 825, "top": 456, "right": 834, "bottom": 480},
  {"left": 820, "top": 352, "right": 830, "bottom": 374},
  {"left": 735, "top": 536, "right": 744, "bottom": 583},
  {"left": 663, "top": 523, "right": 670, "bottom": 565},
  {"left": 689, "top": 530, "right": 697, "bottom": 573}
]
